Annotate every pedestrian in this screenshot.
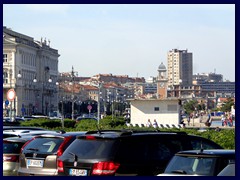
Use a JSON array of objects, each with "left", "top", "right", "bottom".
[
  {"left": 187, "top": 115, "right": 190, "bottom": 126},
  {"left": 146, "top": 119, "right": 152, "bottom": 127},
  {"left": 152, "top": 119, "right": 158, "bottom": 128},
  {"left": 223, "top": 114, "right": 228, "bottom": 127},
  {"left": 205, "top": 112, "right": 212, "bottom": 127},
  {"left": 229, "top": 113, "right": 233, "bottom": 127},
  {"left": 215, "top": 127, "right": 221, "bottom": 132},
  {"left": 221, "top": 114, "right": 225, "bottom": 127}
]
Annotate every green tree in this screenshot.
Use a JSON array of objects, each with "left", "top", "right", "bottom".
[
  {"left": 220, "top": 98, "right": 234, "bottom": 112},
  {"left": 183, "top": 100, "right": 198, "bottom": 114}
]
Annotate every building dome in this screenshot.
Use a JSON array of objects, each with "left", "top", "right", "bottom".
[{"left": 158, "top": 62, "right": 166, "bottom": 71}]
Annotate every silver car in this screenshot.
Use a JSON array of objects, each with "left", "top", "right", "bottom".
[{"left": 3, "top": 136, "right": 33, "bottom": 176}]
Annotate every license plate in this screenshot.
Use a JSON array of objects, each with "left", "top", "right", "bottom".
[
  {"left": 69, "top": 169, "right": 87, "bottom": 176},
  {"left": 27, "top": 159, "right": 44, "bottom": 168}
]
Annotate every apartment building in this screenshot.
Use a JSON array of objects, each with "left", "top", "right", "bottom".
[{"left": 167, "top": 49, "right": 193, "bottom": 86}]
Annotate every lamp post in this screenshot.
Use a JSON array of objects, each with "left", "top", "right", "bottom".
[
  {"left": 60, "top": 97, "right": 65, "bottom": 128},
  {"left": 33, "top": 72, "right": 52, "bottom": 115},
  {"left": 69, "top": 66, "right": 75, "bottom": 121},
  {"left": 6, "top": 67, "right": 22, "bottom": 121},
  {"left": 97, "top": 82, "right": 102, "bottom": 125}
]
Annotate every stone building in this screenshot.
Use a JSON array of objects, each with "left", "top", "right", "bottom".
[{"left": 3, "top": 26, "right": 60, "bottom": 117}]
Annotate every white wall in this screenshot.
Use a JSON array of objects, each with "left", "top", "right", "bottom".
[{"left": 130, "top": 99, "right": 181, "bottom": 126}]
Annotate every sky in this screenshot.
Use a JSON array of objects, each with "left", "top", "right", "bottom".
[{"left": 3, "top": 4, "right": 235, "bottom": 81}]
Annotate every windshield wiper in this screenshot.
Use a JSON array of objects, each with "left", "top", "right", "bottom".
[
  {"left": 27, "top": 148, "right": 39, "bottom": 151},
  {"left": 171, "top": 170, "right": 187, "bottom": 174},
  {"left": 69, "top": 152, "right": 78, "bottom": 161}
]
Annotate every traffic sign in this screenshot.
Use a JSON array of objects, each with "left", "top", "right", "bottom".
[
  {"left": 5, "top": 100, "right": 9, "bottom": 106},
  {"left": 87, "top": 105, "right": 92, "bottom": 111},
  {"left": 7, "top": 89, "right": 16, "bottom": 101}
]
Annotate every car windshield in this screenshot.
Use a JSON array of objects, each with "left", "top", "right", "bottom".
[
  {"left": 164, "top": 155, "right": 217, "bottom": 176},
  {"left": 62, "top": 138, "right": 118, "bottom": 159}
]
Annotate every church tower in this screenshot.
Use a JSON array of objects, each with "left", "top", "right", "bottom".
[{"left": 157, "top": 62, "right": 168, "bottom": 99}]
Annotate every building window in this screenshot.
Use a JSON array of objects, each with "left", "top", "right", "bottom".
[
  {"left": 3, "top": 54, "right": 7, "bottom": 63},
  {"left": 3, "top": 71, "right": 8, "bottom": 84},
  {"left": 154, "top": 107, "right": 159, "bottom": 111}
]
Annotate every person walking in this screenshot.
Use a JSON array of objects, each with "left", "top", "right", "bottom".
[
  {"left": 221, "top": 114, "right": 225, "bottom": 127},
  {"left": 229, "top": 113, "right": 233, "bottom": 127},
  {"left": 152, "top": 119, "right": 158, "bottom": 128},
  {"left": 187, "top": 115, "right": 191, "bottom": 126},
  {"left": 146, "top": 119, "right": 152, "bottom": 127}
]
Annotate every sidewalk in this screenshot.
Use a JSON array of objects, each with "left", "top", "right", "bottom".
[
  {"left": 183, "top": 115, "right": 207, "bottom": 127},
  {"left": 183, "top": 116, "right": 235, "bottom": 129}
]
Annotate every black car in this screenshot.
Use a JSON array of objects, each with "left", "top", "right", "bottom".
[
  {"left": 18, "top": 131, "right": 86, "bottom": 176},
  {"left": 159, "top": 149, "right": 235, "bottom": 176},
  {"left": 57, "top": 130, "right": 223, "bottom": 176}
]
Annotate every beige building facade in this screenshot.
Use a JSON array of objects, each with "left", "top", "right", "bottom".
[{"left": 3, "top": 26, "right": 60, "bottom": 117}]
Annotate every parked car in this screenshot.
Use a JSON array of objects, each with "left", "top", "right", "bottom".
[
  {"left": 3, "top": 116, "right": 24, "bottom": 122},
  {"left": 76, "top": 116, "right": 98, "bottom": 121},
  {"left": 3, "top": 136, "right": 34, "bottom": 176},
  {"left": 3, "top": 129, "right": 60, "bottom": 139},
  {"left": 18, "top": 131, "right": 86, "bottom": 176},
  {"left": 57, "top": 130, "right": 223, "bottom": 176},
  {"left": 3, "top": 126, "right": 46, "bottom": 131},
  {"left": 217, "top": 162, "right": 235, "bottom": 176},
  {"left": 158, "top": 149, "right": 235, "bottom": 176}
]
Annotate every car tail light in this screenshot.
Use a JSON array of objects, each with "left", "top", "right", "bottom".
[
  {"left": 57, "top": 159, "right": 64, "bottom": 173},
  {"left": 20, "top": 137, "right": 35, "bottom": 153},
  {"left": 3, "top": 155, "right": 19, "bottom": 162},
  {"left": 91, "top": 161, "right": 120, "bottom": 175},
  {"left": 86, "top": 136, "right": 96, "bottom": 140},
  {"left": 57, "top": 136, "right": 72, "bottom": 157}
]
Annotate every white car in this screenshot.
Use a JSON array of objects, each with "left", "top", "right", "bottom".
[{"left": 3, "top": 129, "right": 61, "bottom": 139}]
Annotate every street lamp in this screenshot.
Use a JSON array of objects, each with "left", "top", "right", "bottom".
[
  {"left": 69, "top": 66, "right": 75, "bottom": 121},
  {"left": 60, "top": 97, "right": 65, "bottom": 128},
  {"left": 6, "top": 67, "right": 22, "bottom": 121},
  {"left": 33, "top": 73, "right": 52, "bottom": 115},
  {"left": 97, "top": 82, "right": 102, "bottom": 125}
]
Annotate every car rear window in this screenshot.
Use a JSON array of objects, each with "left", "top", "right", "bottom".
[
  {"left": 3, "top": 141, "right": 26, "bottom": 154},
  {"left": 24, "top": 137, "right": 64, "bottom": 153},
  {"left": 164, "top": 155, "right": 217, "bottom": 175},
  {"left": 62, "top": 138, "right": 118, "bottom": 159}
]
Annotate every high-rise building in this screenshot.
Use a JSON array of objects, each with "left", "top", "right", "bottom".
[{"left": 167, "top": 49, "right": 193, "bottom": 86}]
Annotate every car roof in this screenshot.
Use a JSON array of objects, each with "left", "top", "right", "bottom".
[
  {"left": 77, "top": 130, "right": 188, "bottom": 139},
  {"left": 3, "top": 126, "right": 46, "bottom": 130},
  {"left": 34, "top": 131, "right": 86, "bottom": 138},
  {"left": 3, "top": 136, "right": 34, "bottom": 143},
  {"left": 3, "top": 130, "right": 59, "bottom": 136}
]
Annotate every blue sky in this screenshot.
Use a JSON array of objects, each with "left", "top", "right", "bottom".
[{"left": 3, "top": 4, "right": 235, "bottom": 81}]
